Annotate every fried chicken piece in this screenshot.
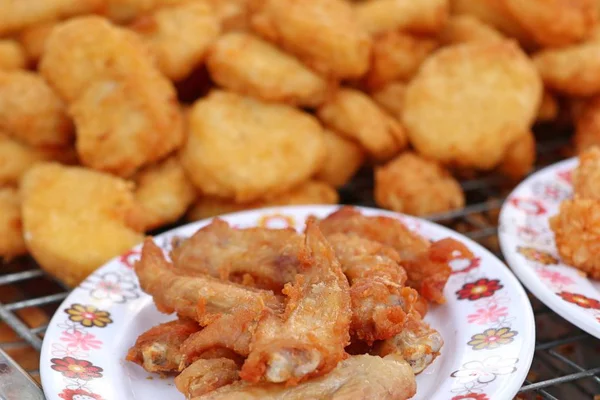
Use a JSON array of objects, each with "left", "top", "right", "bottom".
[
  {"left": 575, "top": 97, "right": 600, "bottom": 153},
  {"left": 573, "top": 146, "right": 600, "bottom": 200},
  {"left": 0, "top": 188, "right": 27, "bottom": 260},
  {"left": 315, "top": 130, "right": 365, "bottom": 188},
  {"left": 207, "top": 0, "right": 250, "bottom": 32},
  {"left": 536, "top": 90, "right": 559, "bottom": 123},
  {"left": 370, "top": 81, "right": 406, "bottom": 121},
  {"left": 438, "top": 15, "right": 504, "bottom": 45},
  {"left": 497, "top": 130, "right": 536, "bottom": 181},
  {"left": 135, "top": 238, "right": 281, "bottom": 321},
  {"left": 0, "top": 40, "right": 27, "bottom": 71},
  {"left": 176, "top": 358, "right": 240, "bottom": 399},
  {"left": 105, "top": 0, "right": 188, "bottom": 23},
  {"left": 375, "top": 313, "right": 443, "bottom": 374},
  {"left": 240, "top": 219, "right": 351, "bottom": 385},
  {"left": 17, "top": 20, "right": 58, "bottom": 64},
  {"left": 199, "top": 354, "right": 416, "bottom": 400},
  {"left": 126, "top": 318, "right": 201, "bottom": 374}
]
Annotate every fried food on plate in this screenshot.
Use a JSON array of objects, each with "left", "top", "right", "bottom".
[
  {"left": 207, "top": 0, "right": 250, "bottom": 32},
  {"left": 207, "top": 32, "right": 332, "bottom": 108},
  {"left": 550, "top": 197, "right": 600, "bottom": 279},
  {"left": 176, "top": 358, "right": 240, "bottom": 398},
  {"left": 575, "top": 97, "right": 600, "bottom": 153},
  {"left": 129, "top": 1, "right": 221, "bottom": 81},
  {"left": 105, "top": 0, "right": 187, "bottom": 23},
  {"left": 180, "top": 90, "right": 325, "bottom": 202},
  {"left": 403, "top": 41, "right": 542, "bottom": 170},
  {"left": 0, "top": 40, "right": 27, "bottom": 70},
  {"left": 133, "top": 157, "right": 196, "bottom": 231},
  {"left": 241, "top": 219, "right": 351, "bottom": 384},
  {"left": 317, "top": 88, "right": 407, "bottom": 161},
  {"left": 126, "top": 318, "right": 201, "bottom": 374},
  {"left": 355, "top": 0, "right": 449, "bottom": 36},
  {"left": 17, "top": 20, "right": 58, "bottom": 64},
  {"left": 364, "top": 31, "right": 438, "bottom": 90},
  {"left": 200, "top": 354, "right": 416, "bottom": 400},
  {"left": 573, "top": 147, "right": 600, "bottom": 200},
  {"left": 0, "top": 188, "right": 27, "bottom": 260},
  {"left": 316, "top": 130, "right": 365, "bottom": 188},
  {"left": 250, "top": 0, "right": 371, "bottom": 79},
  {"left": 438, "top": 15, "right": 504, "bottom": 45},
  {"left": 497, "top": 130, "right": 536, "bottom": 181},
  {"left": 20, "top": 163, "right": 145, "bottom": 286},
  {"left": 375, "top": 152, "right": 465, "bottom": 216},
  {"left": 370, "top": 81, "right": 406, "bottom": 120},
  {"left": 0, "top": 70, "right": 73, "bottom": 147}
]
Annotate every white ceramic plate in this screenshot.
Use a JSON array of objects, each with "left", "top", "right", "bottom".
[
  {"left": 499, "top": 158, "right": 600, "bottom": 339},
  {"left": 40, "top": 205, "right": 534, "bottom": 400}
]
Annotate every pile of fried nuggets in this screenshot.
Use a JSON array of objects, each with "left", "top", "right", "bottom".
[
  {"left": 127, "top": 207, "right": 474, "bottom": 399},
  {"left": 1, "top": 1, "right": 600, "bottom": 286}
]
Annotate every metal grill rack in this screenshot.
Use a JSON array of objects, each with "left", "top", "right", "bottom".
[{"left": 1, "top": 130, "right": 598, "bottom": 399}]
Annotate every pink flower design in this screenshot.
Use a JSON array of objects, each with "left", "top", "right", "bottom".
[
  {"left": 60, "top": 331, "right": 102, "bottom": 351},
  {"left": 467, "top": 305, "right": 509, "bottom": 325},
  {"left": 537, "top": 269, "right": 575, "bottom": 286},
  {"left": 509, "top": 198, "right": 546, "bottom": 216},
  {"left": 557, "top": 169, "right": 573, "bottom": 184}
]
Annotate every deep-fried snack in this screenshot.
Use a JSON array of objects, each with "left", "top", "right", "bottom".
[
  {"left": 105, "top": 0, "right": 187, "bottom": 23},
  {"left": 317, "top": 88, "right": 407, "bottom": 161},
  {"left": 250, "top": 0, "right": 371, "bottom": 79},
  {"left": 550, "top": 197, "right": 600, "bottom": 279},
  {"left": 0, "top": 70, "right": 73, "bottom": 147},
  {"left": 315, "top": 130, "right": 365, "bottom": 188},
  {"left": 17, "top": 20, "right": 57, "bottom": 64},
  {"left": 207, "top": 32, "right": 332, "bottom": 108},
  {"left": 0, "top": 40, "right": 27, "bottom": 70},
  {"left": 374, "top": 152, "right": 465, "bottom": 216},
  {"left": 438, "top": 15, "right": 504, "bottom": 45},
  {"left": 41, "top": 17, "right": 184, "bottom": 177},
  {"left": 136, "top": 238, "right": 281, "bottom": 321},
  {"left": 575, "top": 97, "right": 600, "bottom": 153},
  {"left": 503, "top": 0, "right": 597, "bottom": 48},
  {"left": 187, "top": 181, "right": 339, "bottom": 222},
  {"left": 573, "top": 147, "right": 600, "bottom": 200},
  {"left": 180, "top": 90, "right": 326, "bottom": 202},
  {"left": 176, "top": 358, "right": 240, "bottom": 399},
  {"left": 240, "top": 219, "right": 351, "bottom": 384},
  {"left": 370, "top": 81, "right": 406, "bottom": 120},
  {"left": 497, "top": 130, "right": 536, "bottom": 181},
  {"left": 537, "top": 90, "right": 559, "bottom": 123},
  {"left": 21, "top": 163, "right": 145, "bottom": 286},
  {"left": 130, "top": 1, "right": 221, "bottom": 81},
  {"left": 207, "top": 0, "right": 250, "bottom": 32},
  {"left": 364, "top": 31, "right": 438, "bottom": 90},
  {"left": 134, "top": 157, "right": 196, "bottom": 231},
  {"left": 200, "top": 354, "right": 416, "bottom": 400},
  {"left": 403, "top": 41, "right": 542, "bottom": 170},
  {"left": 355, "top": 0, "right": 448, "bottom": 36},
  {"left": 0, "top": 188, "right": 27, "bottom": 260},
  {"left": 126, "top": 318, "right": 201, "bottom": 374}
]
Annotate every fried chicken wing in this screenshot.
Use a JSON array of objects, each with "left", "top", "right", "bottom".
[
  {"left": 176, "top": 358, "right": 240, "bottom": 399},
  {"left": 240, "top": 219, "right": 351, "bottom": 385}
]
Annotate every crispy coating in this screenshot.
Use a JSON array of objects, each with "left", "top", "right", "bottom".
[
  {"left": 550, "top": 198, "right": 600, "bottom": 279},
  {"left": 575, "top": 97, "right": 600, "bottom": 153},
  {"left": 537, "top": 90, "right": 559, "bottom": 123},
  {"left": 374, "top": 152, "right": 465, "bottom": 217},
  {"left": 438, "top": 15, "right": 505, "bottom": 45},
  {"left": 0, "top": 0, "right": 104, "bottom": 35},
  {"left": 20, "top": 163, "right": 145, "bottom": 286},
  {"left": 200, "top": 354, "right": 416, "bottom": 400},
  {"left": 187, "top": 181, "right": 339, "bottom": 222},
  {"left": 355, "top": 0, "right": 449, "bottom": 36},
  {"left": 250, "top": 0, "right": 371, "bottom": 79},
  {"left": 207, "top": 32, "right": 332, "bottom": 108},
  {"left": 315, "top": 130, "right": 365, "bottom": 188},
  {"left": 17, "top": 20, "right": 58, "bottom": 64},
  {"left": 317, "top": 88, "right": 407, "bottom": 161},
  {"left": 176, "top": 358, "right": 240, "bottom": 398},
  {"left": 130, "top": 1, "right": 221, "bottom": 81},
  {"left": 364, "top": 32, "right": 438, "bottom": 90},
  {"left": 0, "top": 188, "right": 27, "bottom": 260},
  {"left": 0, "top": 70, "right": 73, "bottom": 147},
  {"left": 180, "top": 90, "right": 326, "bottom": 202},
  {"left": 105, "top": 0, "right": 187, "bottom": 23},
  {"left": 497, "top": 130, "right": 536, "bottom": 181},
  {"left": 503, "top": 0, "right": 597, "bottom": 48},
  {"left": 134, "top": 157, "right": 196, "bottom": 231},
  {"left": 573, "top": 147, "right": 600, "bottom": 200},
  {"left": 206, "top": 0, "right": 250, "bottom": 32},
  {"left": 370, "top": 81, "right": 406, "bottom": 120},
  {"left": 0, "top": 40, "right": 27, "bottom": 70},
  {"left": 403, "top": 41, "right": 542, "bottom": 170},
  {"left": 126, "top": 318, "right": 201, "bottom": 374}
]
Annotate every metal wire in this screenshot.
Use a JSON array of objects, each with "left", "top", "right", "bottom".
[{"left": 0, "top": 131, "right": 598, "bottom": 398}]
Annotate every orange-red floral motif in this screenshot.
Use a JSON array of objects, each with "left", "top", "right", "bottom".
[
  {"left": 517, "top": 246, "right": 558, "bottom": 265},
  {"left": 558, "top": 292, "right": 600, "bottom": 310}
]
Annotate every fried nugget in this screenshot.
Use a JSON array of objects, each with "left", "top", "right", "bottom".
[
  {"left": 207, "top": 0, "right": 250, "bottom": 32},
  {"left": 187, "top": 181, "right": 339, "bottom": 221},
  {"left": 250, "top": 0, "right": 371, "bottom": 79},
  {"left": 438, "top": 15, "right": 505, "bottom": 45},
  {"left": 317, "top": 88, "right": 407, "bottom": 161},
  {"left": 0, "top": 40, "right": 27, "bottom": 70},
  {"left": 0, "top": 70, "right": 73, "bottom": 147},
  {"left": 370, "top": 81, "right": 406, "bottom": 120},
  {"left": 374, "top": 152, "right": 465, "bottom": 217},
  {"left": 17, "top": 20, "right": 58, "bottom": 64},
  {"left": 180, "top": 90, "right": 326, "bottom": 202},
  {"left": 41, "top": 17, "right": 184, "bottom": 177},
  {"left": 20, "top": 163, "right": 145, "bottom": 286},
  {"left": 134, "top": 157, "right": 196, "bottom": 231},
  {"left": 364, "top": 32, "right": 438, "bottom": 90},
  {"left": 497, "top": 130, "right": 536, "bottom": 181},
  {"left": 354, "top": 0, "right": 449, "bottom": 36},
  {"left": 537, "top": 90, "right": 559, "bottom": 123},
  {"left": 130, "top": 1, "right": 221, "bottom": 81},
  {"left": 575, "top": 97, "right": 600, "bottom": 153},
  {"left": 105, "top": 0, "right": 187, "bottom": 23},
  {"left": 315, "top": 130, "right": 365, "bottom": 188},
  {"left": 207, "top": 32, "right": 332, "bottom": 108},
  {"left": 0, "top": 188, "right": 27, "bottom": 260},
  {"left": 573, "top": 147, "right": 600, "bottom": 200},
  {"left": 550, "top": 197, "right": 600, "bottom": 279},
  {"left": 402, "top": 41, "right": 542, "bottom": 170}
]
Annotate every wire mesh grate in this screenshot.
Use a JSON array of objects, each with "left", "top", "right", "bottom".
[{"left": 0, "top": 130, "right": 598, "bottom": 398}]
